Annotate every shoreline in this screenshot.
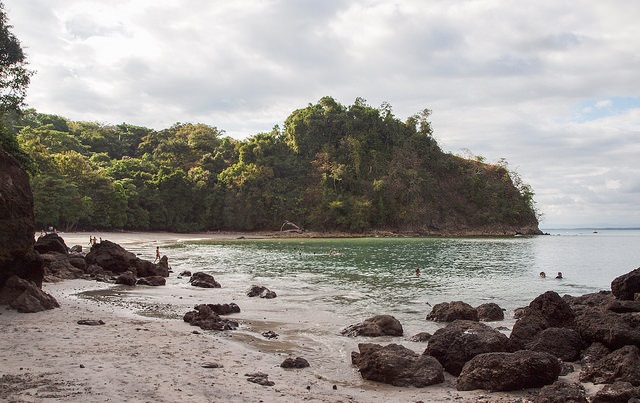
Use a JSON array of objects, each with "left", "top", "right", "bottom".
[{"left": 2, "top": 232, "right": 604, "bottom": 402}]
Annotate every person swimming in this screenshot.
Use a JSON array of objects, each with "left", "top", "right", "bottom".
[
  {"left": 539, "top": 271, "right": 546, "bottom": 278},
  {"left": 555, "top": 272, "right": 563, "bottom": 279}
]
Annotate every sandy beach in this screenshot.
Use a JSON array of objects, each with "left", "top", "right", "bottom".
[{"left": 1, "top": 232, "right": 598, "bottom": 402}]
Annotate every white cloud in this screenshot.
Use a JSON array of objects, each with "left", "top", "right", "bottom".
[{"left": 4, "top": 0, "right": 640, "bottom": 227}]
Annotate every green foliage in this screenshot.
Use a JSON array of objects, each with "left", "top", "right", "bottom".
[{"left": 15, "top": 97, "right": 540, "bottom": 233}]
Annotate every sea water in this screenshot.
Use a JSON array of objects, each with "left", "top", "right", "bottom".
[{"left": 157, "top": 229, "right": 640, "bottom": 333}]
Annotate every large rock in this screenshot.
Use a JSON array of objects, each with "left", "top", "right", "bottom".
[
  {"left": 41, "top": 252, "right": 85, "bottom": 281},
  {"left": 476, "top": 302, "right": 505, "bottom": 321},
  {"left": 351, "top": 343, "right": 444, "bottom": 387},
  {"left": 246, "top": 284, "right": 276, "bottom": 298},
  {"left": 0, "top": 275, "right": 59, "bottom": 313},
  {"left": 0, "top": 150, "right": 48, "bottom": 308},
  {"left": 341, "top": 315, "right": 403, "bottom": 337},
  {"left": 85, "top": 240, "right": 167, "bottom": 278},
  {"left": 189, "top": 272, "right": 221, "bottom": 288},
  {"left": 591, "top": 381, "right": 640, "bottom": 403},
  {"left": 526, "top": 327, "right": 584, "bottom": 362},
  {"left": 456, "top": 350, "right": 561, "bottom": 391},
  {"left": 425, "top": 320, "right": 512, "bottom": 376},
  {"left": 183, "top": 304, "right": 238, "bottom": 331},
  {"left": 510, "top": 291, "right": 575, "bottom": 349},
  {"left": 426, "top": 301, "right": 478, "bottom": 322},
  {"left": 34, "top": 233, "right": 68, "bottom": 254},
  {"left": 611, "top": 267, "right": 640, "bottom": 301},
  {"left": 572, "top": 307, "right": 640, "bottom": 349},
  {"left": 580, "top": 345, "right": 640, "bottom": 386},
  {"left": 533, "top": 381, "right": 588, "bottom": 403}
]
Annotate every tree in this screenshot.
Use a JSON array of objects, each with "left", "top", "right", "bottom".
[{"left": 0, "top": 2, "right": 33, "bottom": 167}]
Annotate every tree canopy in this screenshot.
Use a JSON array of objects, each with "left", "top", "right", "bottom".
[{"left": 12, "top": 98, "right": 540, "bottom": 234}]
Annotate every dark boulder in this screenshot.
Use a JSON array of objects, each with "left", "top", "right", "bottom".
[
  {"left": 0, "top": 275, "right": 60, "bottom": 313},
  {"left": 526, "top": 327, "right": 584, "bottom": 362},
  {"left": 510, "top": 291, "right": 575, "bottom": 349},
  {"left": 580, "top": 345, "right": 640, "bottom": 386},
  {"left": 611, "top": 267, "right": 640, "bottom": 301},
  {"left": 189, "top": 272, "right": 221, "bottom": 288},
  {"left": 572, "top": 306, "right": 640, "bottom": 349},
  {"left": 0, "top": 150, "right": 46, "bottom": 302},
  {"left": 351, "top": 343, "right": 444, "bottom": 387},
  {"left": 179, "top": 270, "right": 192, "bottom": 277},
  {"left": 137, "top": 276, "right": 166, "bottom": 286},
  {"left": 426, "top": 301, "right": 478, "bottom": 322},
  {"left": 533, "top": 381, "right": 588, "bottom": 403},
  {"left": 41, "top": 252, "right": 85, "bottom": 281},
  {"left": 34, "top": 233, "right": 68, "bottom": 255},
  {"left": 135, "top": 258, "right": 169, "bottom": 278},
  {"left": 591, "top": 381, "right": 640, "bottom": 403},
  {"left": 425, "top": 320, "right": 512, "bottom": 376},
  {"left": 246, "top": 284, "right": 276, "bottom": 298},
  {"left": 581, "top": 342, "right": 611, "bottom": 365},
  {"left": 85, "top": 240, "right": 137, "bottom": 274},
  {"left": 607, "top": 299, "right": 640, "bottom": 313},
  {"left": 281, "top": 357, "right": 310, "bottom": 368},
  {"left": 208, "top": 303, "right": 240, "bottom": 315},
  {"left": 115, "top": 271, "right": 137, "bottom": 286},
  {"left": 341, "top": 314, "right": 403, "bottom": 337},
  {"left": 408, "top": 332, "right": 432, "bottom": 342},
  {"left": 456, "top": 350, "right": 561, "bottom": 391},
  {"left": 183, "top": 304, "right": 238, "bottom": 331},
  {"left": 476, "top": 302, "right": 504, "bottom": 321}
]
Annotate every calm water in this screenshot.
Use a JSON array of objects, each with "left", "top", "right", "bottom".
[{"left": 156, "top": 229, "right": 640, "bottom": 336}]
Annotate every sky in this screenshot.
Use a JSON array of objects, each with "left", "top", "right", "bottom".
[{"left": 4, "top": 0, "right": 640, "bottom": 228}]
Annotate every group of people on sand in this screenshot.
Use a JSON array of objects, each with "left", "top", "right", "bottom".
[
  {"left": 539, "top": 271, "right": 563, "bottom": 279},
  {"left": 88, "top": 235, "right": 100, "bottom": 245}
]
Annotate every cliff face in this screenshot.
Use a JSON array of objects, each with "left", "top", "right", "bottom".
[{"left": 0, "top": 149, "right": 44, "bottom": 293}]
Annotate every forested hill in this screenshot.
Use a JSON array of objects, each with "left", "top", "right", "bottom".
[{"left": 9, "top": 96, "right": 541, "bottom": 235}]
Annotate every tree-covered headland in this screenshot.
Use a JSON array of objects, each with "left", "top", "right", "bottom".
[
  {"left": 0, "top": 3, "right": 540, "bottom": 235},
  {"left": 7, "top": 97, "right": 541, "bottom": 235}
]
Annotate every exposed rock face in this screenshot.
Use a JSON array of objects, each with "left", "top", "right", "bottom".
[
  {"left": 579, "top": 345, "right": 640, "bottom": 386},
  {"left": 115, "top": 271, "right": 137, "bottom": 286},
  {"left": 246, "top": 284, "right": 276, "bottom": 298},
  {"left": 41, "top": 252, "right": 85, "bottom": 281},
  {"left": 456, "top": 350, "right": 561, "bottom": 391},
  {"left": 426, "top": 301, "right": 478, "bottom": 322},
  {"left": 0, "top": 150, "right": 52, "bottom": 311},
  {"left": 351, "top": 343, "right": 444, "bottom": 387},
  {"left": 533, "top": 381, "right": 588, "bottom": 403},
  {"left": 476, "top": 303, "right": 505, "bottom": 321},
  {"left": 425, "top": 320, "right": 512, "bottom": 376},
  {"left": 341, "top": 315, "right": 404, "bottom": 337},
  {"left": 611, "top": 267, "right": 640, "bottom": 301},
  {"left": 189, "top": 272, "right": 221, "bottom": 288}
]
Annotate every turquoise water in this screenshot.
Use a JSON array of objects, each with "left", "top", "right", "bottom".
[{"left": 161, "top": 229, "right": 640, "bottom": 336}]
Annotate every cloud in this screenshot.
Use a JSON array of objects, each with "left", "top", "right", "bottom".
[{"left": 4, "top": 0, "right": 640, "bottom": 227}]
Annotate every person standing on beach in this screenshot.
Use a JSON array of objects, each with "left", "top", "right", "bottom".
[{"left": 155, "top": 247, "right": 161, "bottom": 263}]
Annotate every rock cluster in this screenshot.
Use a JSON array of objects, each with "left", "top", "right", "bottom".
[{"left": 347, "top": 266, "right": 640, "bottom": 400}]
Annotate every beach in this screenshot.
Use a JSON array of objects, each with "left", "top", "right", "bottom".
[{"left": 1, "top": 232, "right": 601, "bottom": 402}]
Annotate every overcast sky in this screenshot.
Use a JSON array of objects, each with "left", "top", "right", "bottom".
[{"left": 5, "top": 0, "right": 640, "bottom": 228}]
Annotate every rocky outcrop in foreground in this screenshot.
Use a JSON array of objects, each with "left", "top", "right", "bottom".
[
  {"left": 0, "top": 150, "right": 51, "bottom": 312},
  {"left": 348, "top": 266, "right": 640, "bottom": 400}
]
